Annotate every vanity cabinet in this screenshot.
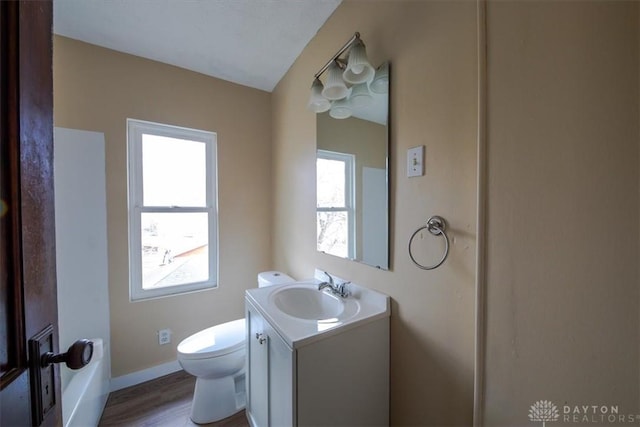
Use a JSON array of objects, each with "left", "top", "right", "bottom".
[
  {"left": 246, "top": 300, "right": 294, "bottom": 427},
  {"left": 245, "top": 297, "right": 390, "bottom": 427}
]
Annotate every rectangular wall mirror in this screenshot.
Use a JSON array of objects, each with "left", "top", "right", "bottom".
[{"left": 316, "top": 61, "right": 390, "bottom": 270}]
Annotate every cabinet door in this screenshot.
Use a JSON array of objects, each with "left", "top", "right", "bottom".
[
  {"left": 246, "top": 303, "right": 269, "bottom": 427},
  {"left": 266, "top": 321, "right": 294, "bottom": 427}
]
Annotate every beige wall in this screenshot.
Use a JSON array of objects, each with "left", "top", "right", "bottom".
[
  {"left": 483, "top": 1, "right": 639, "bottom": 425},
  {"left": 53, "top": 36, "right": 273, "bottom": 377},
  {"left": 272, "top": 1, "right": 478, "bottom": 425}
]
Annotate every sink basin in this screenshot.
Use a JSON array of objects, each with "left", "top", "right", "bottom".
[
  {"left": 272, "top": 286, "right": 344, "bottom": 320},
  {"left": 247, "top": 272, "right": 389, "bottom": 347}
]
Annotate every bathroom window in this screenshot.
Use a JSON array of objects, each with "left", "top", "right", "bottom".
[
  {"left": 316, "top": 150, "right": 355, "bottom": 259},
  {"left": 127, "top": 119, "right": 218, "bottom": 301}
]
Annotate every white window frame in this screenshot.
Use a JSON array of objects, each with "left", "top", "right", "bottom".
[
  {"left": 316, "top": 149, "right": 356, "bottom": 259},
  {"left": 127, "top": 119, "right": 218, "bottom": 301}
]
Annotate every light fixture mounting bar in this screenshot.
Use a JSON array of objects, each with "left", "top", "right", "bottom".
[{"left": 313, "top": 32, "right": 361, "bottom": 80}]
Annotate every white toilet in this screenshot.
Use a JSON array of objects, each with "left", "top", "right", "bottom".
[{"left": 177, "top": 271, "right": 294, "bottom": 424}]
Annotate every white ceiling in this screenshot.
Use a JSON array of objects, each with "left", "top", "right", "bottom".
[{"left": 53, "top": 0, "right": 342, "bottom": 92}]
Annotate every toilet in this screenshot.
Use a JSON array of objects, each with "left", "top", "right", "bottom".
[{"left": 177, "top": 271, "right": 295, "bottom": 424}]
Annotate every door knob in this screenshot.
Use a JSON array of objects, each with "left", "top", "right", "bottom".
[
  {"left": 29, "top": 327, "right": 95, "bottom": 425},
  {"left": 41, "top": 339, "right": 94, "bottom": 370}
]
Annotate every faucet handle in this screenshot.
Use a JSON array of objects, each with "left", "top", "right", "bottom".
[{"left": 337, "top": 281, "right": 351, "bottom": 298}]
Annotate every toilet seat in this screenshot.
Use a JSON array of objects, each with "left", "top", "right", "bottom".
[{"left": 178, "top": 318, "right": 245, "bottom": 360}]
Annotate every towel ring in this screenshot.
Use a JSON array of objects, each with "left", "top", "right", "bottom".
[{"left": 408, "top": 216, "right": 449, "bottom": 270}]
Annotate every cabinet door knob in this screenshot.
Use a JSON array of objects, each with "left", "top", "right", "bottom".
[{"left": 255, "top": 333, "right": 266, "bottom": 344}]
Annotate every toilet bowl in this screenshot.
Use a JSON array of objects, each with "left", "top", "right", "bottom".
[{"left": 177, "top": 271, "right": 294, "bottom": 424}]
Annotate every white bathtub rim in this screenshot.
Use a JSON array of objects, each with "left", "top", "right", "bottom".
[{"left": 62, "top": 358, "right": 108, "bottom": 427}]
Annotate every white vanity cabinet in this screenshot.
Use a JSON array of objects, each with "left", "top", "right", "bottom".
[
  {"left": 245, "top": 294, "right": 390, "bottom": 427},
  {"left": 246, "top": 299, "right": 294, "bottom": 427}
]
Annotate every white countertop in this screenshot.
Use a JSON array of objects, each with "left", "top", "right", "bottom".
[{"left": 245, "top": 275, "right": 390, "bottom": 349}]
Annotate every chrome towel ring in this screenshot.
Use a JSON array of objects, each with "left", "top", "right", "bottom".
[{"left": 408, "top": 215, "right": 450, "bottom": 270}]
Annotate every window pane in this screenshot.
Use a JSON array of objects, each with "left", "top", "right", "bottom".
[
  {"left": 317, "top": 211, "right": 349, "bottom": 258},
  {"left": 141, "top": 212, "right": 209, "bottom": 289},
  {"left": 317, "top": 158, "right": 345, "bottom": 208},
  {"left": 142, "top": 134, "right": 206, "bottom": 207}
]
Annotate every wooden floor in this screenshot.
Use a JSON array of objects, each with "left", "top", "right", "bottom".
[{"left": 99, "top": 370, "right": 250, "bottom": 427}]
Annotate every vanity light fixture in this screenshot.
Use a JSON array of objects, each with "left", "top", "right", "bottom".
[
  {"left": 342, "top": 39, "right": 374, "bottom": 84},
  {"left": 322, "top": 61, "right": 350, "bottom": 100},
  {"left": 307, "top": 78, "right": 331, "bottom": 113},
  {"left": 306, "top": 32, "right": 376, "bottom": 118}
]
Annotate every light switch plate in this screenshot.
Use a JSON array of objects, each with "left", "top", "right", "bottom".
[{"left": 407, "top": 146, "right": 424, "bottom": 177}]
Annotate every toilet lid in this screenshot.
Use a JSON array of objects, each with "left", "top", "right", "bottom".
[{"left": 177, "top": 318, "right": 246, "bottom": 360}]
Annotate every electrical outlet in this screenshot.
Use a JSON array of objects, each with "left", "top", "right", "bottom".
[{"left": 158, "top": 329, "right": 171, "bottom": 345}]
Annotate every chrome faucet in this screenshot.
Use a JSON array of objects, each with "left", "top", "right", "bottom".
[
  {"left": 318, "top": 271, "right": 350, "bottom": 298},
  {"left": 318, "top": 271, "right": 334, "bottom": 290}
]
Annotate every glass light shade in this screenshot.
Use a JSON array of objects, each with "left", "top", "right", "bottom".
[
  {"left": 343, "top": 39, "right": 374, "bottom": 84},
  {"left": 322, "top": 62, "right": 349, "bottom": 100},
  {"left": 329, "top": 98, "right": 352, "bottom": 119},
  {"left": 349, "top": 83, "right": 373, "bottom": 109},
  {"left": 370, "top": 62, "right": 389, "bottom": 94},
  {"left": 307, "top": 79, "right": 331, "bottom": 113}
]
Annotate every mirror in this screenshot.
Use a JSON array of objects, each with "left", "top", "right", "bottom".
[{"left": 316, "top": 62, "right": 389, "bottom": 269}]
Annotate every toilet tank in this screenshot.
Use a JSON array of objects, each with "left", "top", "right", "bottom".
[{"left": 258, "top": 271, "right": 294, "bottom": 288}]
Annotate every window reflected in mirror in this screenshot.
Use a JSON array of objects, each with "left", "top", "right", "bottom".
[{"left": 316, "top": 151, "right": 355, "bottom": 259}]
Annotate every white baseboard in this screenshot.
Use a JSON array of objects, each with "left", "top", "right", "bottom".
[{"left": 110, "top": 360, "right": 182, "bottom": 392}]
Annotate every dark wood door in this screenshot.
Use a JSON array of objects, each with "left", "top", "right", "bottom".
[{"left": 1, "top": 1, "right": 61, "bottom": 426}]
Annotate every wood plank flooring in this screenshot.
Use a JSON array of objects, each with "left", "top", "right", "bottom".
[{"left": 99, "top": 370, "right": 250, "bottom": 427}]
